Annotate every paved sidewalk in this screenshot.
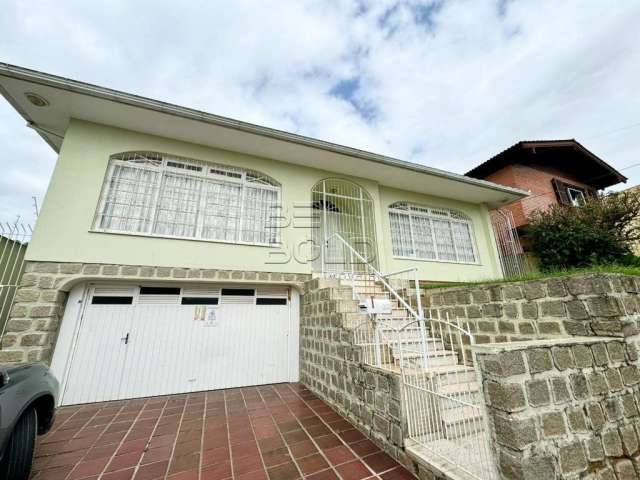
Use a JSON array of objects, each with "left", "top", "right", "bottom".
[{"left": 31, "top": 383, "right": 415, "bottom": 480}]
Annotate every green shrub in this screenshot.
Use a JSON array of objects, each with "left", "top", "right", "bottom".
[{"left": 527, "top": 190, "right": 640, "bottom": 271}]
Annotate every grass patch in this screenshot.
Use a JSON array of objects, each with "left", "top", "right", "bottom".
[{"left": 423, "top": 264, "right": 640, "bottom": 290}]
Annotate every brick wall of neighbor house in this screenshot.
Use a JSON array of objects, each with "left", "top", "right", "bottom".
[
  {"left": 485, "top": 164, "right": 595, "bottom": 228},
  {"left": 424, "top": 273, "right": 640, "bottom": 344},
  {"left": 0, "top": 261, "right": 310, "bottom": 364},
  {"left": 484, "top": 165, "right": 527, "bottom": 228},
  {"left": 474, "top": 337, "right": 640, "bottom": 479}
]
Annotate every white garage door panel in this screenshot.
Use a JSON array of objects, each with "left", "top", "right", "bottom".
[
  {"left": 60, "top": 286, "right": 294, "bottom": 405},
  {"left": 63, "top": 305, "right": 133, "bottom": 405}
]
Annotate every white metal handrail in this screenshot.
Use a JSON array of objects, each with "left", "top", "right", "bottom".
[
  {"left": 324, "top": 233, "right": 422, "bottom": 320},
  {"left": 323, "top": 233, "right": 497, "bottom": 478},
  {"left": 381, "top": 266, "right": 424, "bottom": 321},
  {"left": 398, "top": 314, "right": 498, "bottom": 480}
]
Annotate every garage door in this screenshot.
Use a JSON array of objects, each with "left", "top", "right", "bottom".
[{"left": 60, "top": 284, "right": 294, "bottom": 405}]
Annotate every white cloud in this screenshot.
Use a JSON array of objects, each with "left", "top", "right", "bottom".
[{"left": 1, "top": 0, "right": 639, "bottom": 224}]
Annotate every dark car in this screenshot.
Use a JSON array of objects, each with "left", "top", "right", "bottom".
[{"left": 0, "top": 363, "right": 59, "bottom": 479}]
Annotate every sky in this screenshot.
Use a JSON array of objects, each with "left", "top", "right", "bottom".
[{"left": 1, "top": 0, "right": 640, "bottom": 225}]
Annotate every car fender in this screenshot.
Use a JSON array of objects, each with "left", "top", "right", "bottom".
[{"left": 0, "top": 364, "right": 59, "bottom": 461}]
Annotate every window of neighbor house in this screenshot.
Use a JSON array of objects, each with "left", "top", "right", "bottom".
[
  {"left": 567, "top": 187, "right": 586, "bottom": 206},
  {"left": 388, "top": 202, "right": 478, "bottom": 264},
  {"left": 94, "top": 152, "right": 281, "bottom": 245}
]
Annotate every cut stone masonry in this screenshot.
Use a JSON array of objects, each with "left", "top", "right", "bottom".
[
  {"left": 475, "top": 337, "right": 640, "bottom": 479},
  {"left": 425, "top": 273, "right": 640, "bottom": 343},
  {"left": 0, "top": 261, "right": 310, "bottom": 364}
]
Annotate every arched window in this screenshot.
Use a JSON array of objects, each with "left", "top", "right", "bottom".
[
  {"left": 388, "top": 202, "right": 478, "bottom": 264},
  {"left": 94, "top": 151, "right": 281, "bottom": 245}
]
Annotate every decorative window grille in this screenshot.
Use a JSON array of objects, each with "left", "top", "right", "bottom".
[
  {"left": 94, "top": 152, "right": 281, "bottom": 245},
  {"left": 388, "top": 202, "right": 478, "bottom": 264}
]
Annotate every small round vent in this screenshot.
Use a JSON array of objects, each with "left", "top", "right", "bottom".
[{"left": 25, "top": 92, "right": 49, "bottom": 107}]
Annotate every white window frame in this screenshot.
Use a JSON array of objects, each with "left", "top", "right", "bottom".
[
  {"left": 92, "top": 152, "right": 282, "bottom": 247},
  {"left": 388, "top": 202, "right": 480, "bottom": 265},
  {"left": 567, "top": 187, "right": 586, "bottom": 207}
]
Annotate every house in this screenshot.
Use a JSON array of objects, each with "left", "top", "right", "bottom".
[
  {"left": 0, "top": 63, "right": 525, "bottom": 406},
  {"left": 465, "top": 139, "right": 627, "bottom": 247}
]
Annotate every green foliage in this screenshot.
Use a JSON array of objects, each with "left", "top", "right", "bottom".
[{"left": 527, "top": 190, "right": 640, "bottom": 271}]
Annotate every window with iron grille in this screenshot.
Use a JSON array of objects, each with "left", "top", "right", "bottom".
[
  {"left": 94, "top": 152, "right": 281, "bottom": 245},
  {"left": 388, "top": 202, "right": 478, "bottom": 264}
]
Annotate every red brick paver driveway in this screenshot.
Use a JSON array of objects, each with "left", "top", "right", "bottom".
[{"left": 32, "top": 383, "right": 414, "bottom": 480}]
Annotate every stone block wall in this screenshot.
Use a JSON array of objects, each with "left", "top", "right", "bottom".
[
  {"left": 0, "top": 261, "right": 310, "bottom": 364},
  {"left": 474, "top": 337, "right": 640, "bottom": 479},
  {"left": 300, "top": 278, "right": 458, "bottom": 479},
  {"left": 299, "top": 278, "right": 410, "bottom": 465},
  {"left": 424, "top": 273, "right": 640, "bottom": 344}
]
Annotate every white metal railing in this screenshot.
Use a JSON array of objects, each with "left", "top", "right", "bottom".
[
  {"left": 0, "top": 222, "right": 32, "bottom": 337},
  {"left": 321, "top": 234, "right": 497, "bottom": 479},
  {"left": 382, "top": 267, "right": 424, "bottom": 320},
  {"left": 323, "top": 233, "right": 421, "bottom": 318},
  {"left": 490, "top": 209, "right": 531, "bottom": 279},
  {"left": 399, "top": 314, "right": 498, "bottom": 480}
]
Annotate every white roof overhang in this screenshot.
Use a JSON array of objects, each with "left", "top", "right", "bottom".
[{"left": 0, "top": 63, "right": 527, "bottom": 207}]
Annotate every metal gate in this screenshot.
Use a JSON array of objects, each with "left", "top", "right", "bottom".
[
  {"left": 0, "top": 222, "right": 31, "bottom": 336},
  {"left": 328, "top": 234, "right": 498, "bottom": 478},
  {"left": 311, "top": 179, "right": 378, "bottom": 274},
  {"left": 490, "top": 209, "right": 530, "bottom": 279}
]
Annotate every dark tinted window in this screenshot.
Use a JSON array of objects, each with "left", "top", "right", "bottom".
[
  {"left": 181, "top": 297, "right": 219, "bottom": 305},
  {"left": 139, "top": 286, "right": 181, "bottom": 295},
  {"left": 221, "top": 288, "right": 255, "bottom": 296},
  {"left": 92, "top": 296, "right": 133, "bottom": 305},
  {"left": 256, "top": 298, "right": 287, "bottom": 305}
]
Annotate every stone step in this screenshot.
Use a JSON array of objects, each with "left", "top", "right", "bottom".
[
  {"left": 395, "top": 349, "right": 458, "bottom": 367},
  {"left": 404, "top": 364, "right": 476, "bottom": 384},
  {"left": 376, "top": 314, "right": 414, "bottom": 323},
  {"left": 405, "top": 439, "right": 494, "bottom": 480},
  {"left": 391, "top": 339, "right": 446, "bottom": 351},
  {"left": 333, "top": 300, "right": 361, "bottom": 313},
  {"left": 332, "top": 288, "right": 358, "bottom": 301},
  {"left": 342, "top": 278, "right": 378, "bottom": 287},
  {"left": 440, "top": 407, "right": 484, "bottom": 439},
  {"left": 439, "top": 383, "right": 481, "bottom": 411},
  {"left": 356, "top": 288, "right": 391, "bottom": 300},
  {"left": 379, "top": 308, "right": 413, "bottom": 317}
]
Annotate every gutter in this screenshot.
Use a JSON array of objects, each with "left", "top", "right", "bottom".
[{"left": 0, "top": 62, "right": 528, "bottom": 199}]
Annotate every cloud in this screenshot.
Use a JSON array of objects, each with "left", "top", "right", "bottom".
[{"left": 1, "top": 0, "right": 639, "bottom": 224}]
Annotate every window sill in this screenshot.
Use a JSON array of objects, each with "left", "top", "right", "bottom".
[
  {"left": 88, "top": 229, "right": 279, "bottom": 249},
  {"left": 392, "top": 255, "right": 481, "bottom": 266}
]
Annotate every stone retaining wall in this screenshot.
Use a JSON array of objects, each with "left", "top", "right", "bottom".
[
  {"left": 474, "top": 337, "right": 640, "bottom": 479},
  {"left": 425, "top": 273, "right": 640, "bottom": 344},
  {"left": 299, "top": 278, "right": 410, "bottom": 464},
  {"left": 0, "top": 261, "right": 310, "bottom": 364}
]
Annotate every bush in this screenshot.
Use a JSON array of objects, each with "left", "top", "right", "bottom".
[{"left": 527, "top": 190, "right": 640, "bottom": 271}]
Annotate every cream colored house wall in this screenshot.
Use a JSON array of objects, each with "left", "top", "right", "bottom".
[{"left": 27, "top": 119, "right": 502, "bottom": 282}]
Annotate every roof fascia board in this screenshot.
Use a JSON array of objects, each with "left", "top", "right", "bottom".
[{"left": 0, "top": 62, "right": 528, "bottom": 199}]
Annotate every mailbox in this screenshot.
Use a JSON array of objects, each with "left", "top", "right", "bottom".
[{"left": 358, "top": 297, "right": 392, "bottom": 315}]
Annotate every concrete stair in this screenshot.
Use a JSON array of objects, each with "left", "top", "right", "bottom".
[
  {"left": 340, "top": 275, "right": 489, "bottom": 466},
  {"left": 406, "top": 439, "right": 496, "bottom": 480}
]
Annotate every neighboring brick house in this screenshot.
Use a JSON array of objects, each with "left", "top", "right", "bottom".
[{"left": 466, "top": 140, "right": 627, "bottom": 249}]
